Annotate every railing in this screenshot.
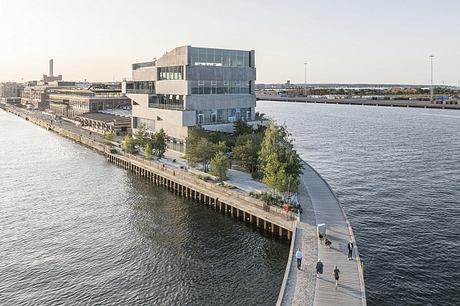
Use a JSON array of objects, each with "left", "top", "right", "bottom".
[
  {"left": 126, "top": 89, "right": 155, "bottom": 94},
  {"left": 148, "top": 103, "right": 184, "bottom": 111}
]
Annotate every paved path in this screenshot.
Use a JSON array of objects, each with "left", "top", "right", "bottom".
[
  {"left": 278, "top": 162, "right": 366, "bottom": 306},
  {"left": 303, "top": 163, "right": 366, "bottom": 306},
  {"left": 279, "top": 179, "right": 317, "bottom": 306}
]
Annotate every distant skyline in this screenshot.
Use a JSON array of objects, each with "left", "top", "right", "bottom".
[{"left": 1, "top": 0, "right": 460, "bottom": 85}]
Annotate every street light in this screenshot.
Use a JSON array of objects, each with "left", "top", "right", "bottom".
[
  {"left": 429, "top": 55, "right": 435, "bottom": 102},
  {"left": 304, "top": 62, "right": 308, "bottom": 97}
]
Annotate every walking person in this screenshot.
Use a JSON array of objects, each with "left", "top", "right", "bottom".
[
  {"left": 347, "top": 240, "right": 354, "bottom": 260},
  {"left": 316, "top": 259, "right": 323, "bottom": 278},
  {"left": 333, "top": 265, "right": 340, "bottom": 288},
  {"left": 295, "top": 248, "right": 303, "bottom": 270}
]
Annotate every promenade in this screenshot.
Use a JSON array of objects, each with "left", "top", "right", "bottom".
[{"left": 278, "top": 162, "right": 366, "bottom": 306}]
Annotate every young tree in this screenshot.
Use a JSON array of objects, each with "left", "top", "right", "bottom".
[
  {"left": 210, "top": 151, "right": 229, "bottom": 182},
  {"left": 144, "top": 142, "right": 153, "bottom": 159},
  {"left": 122, "top": 134, "right": 136, "bottom": 154},
  {"left": 259, "top": 120, "right": 303, "bottom": 192},
  {"left": 232, "top": 133, "right": 263, "bottom": 175},
  {"left": 103, "top": 131, "right": 114, "bottom": 145},
  {"left": 133, "top": 124, "right": 149, "bottom": 147},
  {"left": 233, "top": 119, "right": 253, "bottom": 136},
  {"left": 152, "top": 128, "right": 168, "bottom": 159}
]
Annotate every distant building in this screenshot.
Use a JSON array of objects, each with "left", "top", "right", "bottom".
[
  {"left": 21, "top": 81, "right": 76, "bottom": 110},
  {"left": 42, "top": 59, "right": 63, "bottom": 83},
  {"left": 48, "top": 84, "right": 131, "bottom": 118},
  {"left": 123, "top": 45, "right": 258, "bottom": 152},
  {"left": 0, "top": 82, "right": 24, "bottom": 104}
]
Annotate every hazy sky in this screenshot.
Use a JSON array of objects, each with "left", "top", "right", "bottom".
[{"left": 1, "top": 0, "right": 459, "bottom": 85}]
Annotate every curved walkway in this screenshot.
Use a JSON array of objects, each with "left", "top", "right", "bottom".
[{"left": 278, "top": 162, "right": 366, "bottom": 306}]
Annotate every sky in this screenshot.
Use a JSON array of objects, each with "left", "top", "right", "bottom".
[{"left": 1, "top": 0, "right": 459, "bottom": 85}]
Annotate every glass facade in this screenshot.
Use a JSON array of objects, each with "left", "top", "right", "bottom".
[
  {"left": 148, "top": 94, "right": 184, "bottom": 110},
  {"left": 190, "top": 80, "right": 250, "bottom": 94},
  {"left": 189, "top": 48, "right": 250, "bottom": 67},
  {"left": 133, "top": 116, "right": 155, "bottom": 131},
  {"left": 196, "top": 107, "right": 252, "bottom": 124},
  {"left": 158, "top": 66, "right": 184, "bottom": 80},
  {"left": 126, "top": 81, "right": 155, "bottom": 94}
]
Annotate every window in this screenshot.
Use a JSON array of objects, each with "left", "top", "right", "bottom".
[
  {"left": 126, "top": 81, "right": 155, "bottom": 94},
  {"left": 134, "top": 116, "right": 155, "bottom": 131},
  {"left": 148, "top": 94, "right": 184, "bottom": 110},
  {"left": 196, "top": 108, "right": 253, "bottom": 124},
  {"left": 158, "top": 66, "right": 184, "bottom": 80},
  {"left": 190, "top": 48, "right": 250, "bottom": 67},
  {"left": 190, "top": 81, "right": 250, "bottom": 95}
]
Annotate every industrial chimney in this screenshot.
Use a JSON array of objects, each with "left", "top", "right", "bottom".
[{"left": 49, "top": 59, "right": 54, "bottom": 77}]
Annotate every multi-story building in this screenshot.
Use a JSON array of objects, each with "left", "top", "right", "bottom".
[
  {"left": 48, "top": 84, "right": 131, "bottom": 118},
  {"left": 0, "top": 82, "right": 25, "bottom": 104},
  {"left": 21, "top": 81, "right": 76, "bottom": 110},
  {"left": 123, "top": 45, "right": 258, "bottom": 152}
]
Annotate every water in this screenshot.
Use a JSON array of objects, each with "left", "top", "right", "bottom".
[
  {"left": 0, "top": 109, "right": 289, "bottom": 305},
  {"left": 257, "top": 101, "right": 460, "bottom": 305}
]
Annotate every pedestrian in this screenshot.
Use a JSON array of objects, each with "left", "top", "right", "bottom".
[
  {"left": 333, "top": 265, "right": 340, "bottom": 288},
  {"left": 325, "top": 238, "right": 332, "bottom": 248},
  {"left": 347, "top": 240, "right": 354, "bottom": 260},
  {"left": 318, "top": 232, "right": 324, "bottom": 245},
  {"left": 316, "top": 259, "right": 323, "bottom": 278},
  {"left": 295, "top": 248, "right": 303, "bottom": 270}
]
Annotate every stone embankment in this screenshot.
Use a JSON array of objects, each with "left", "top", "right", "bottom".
[{"left": 257, "top": 94, "right": 460, "bottom": 110}]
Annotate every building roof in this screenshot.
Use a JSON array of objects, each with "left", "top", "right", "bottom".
[
  {"left": 77, "top": 112, "right": 130, "bottom": 123},
  {"left": 99, "top": 108, "right": 132, "bottom": 117}
]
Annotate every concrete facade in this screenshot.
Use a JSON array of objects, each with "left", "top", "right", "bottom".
[
  {"left": 0, "top": 82, "right": 24, "bottom": 104},
  {"left": 124, "top": 45, "right": 258, "bottom": 152}
]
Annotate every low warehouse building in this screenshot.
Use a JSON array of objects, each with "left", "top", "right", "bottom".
[{"left": 76, "top": 112, "right": 131, "bottom": 136}]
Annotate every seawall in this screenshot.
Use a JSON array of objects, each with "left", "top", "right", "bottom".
[{"left": 257, "top": 94, "right": 460, "bottom": 110}]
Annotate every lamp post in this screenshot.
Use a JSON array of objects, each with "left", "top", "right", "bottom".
[
  {"left": 429, "top": 55, "right": 434, "bottom": 102},
  {"left": 304, "top": 62, "right": 308, "bottom": 97}
]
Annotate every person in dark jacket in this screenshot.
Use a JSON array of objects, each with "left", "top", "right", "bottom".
[
  {"left": 347, "top": 240, "right": 354, "bottom": 260},
  {"left": 333, "top": 265, "right": 340, "bottom": 288},
  {"left": 316, "top": 259, "right": 323, "bottom": 278}
]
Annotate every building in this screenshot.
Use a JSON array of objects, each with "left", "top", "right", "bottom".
[
  {"left": 76, "top": 110, "right": 131, "bottom": 136},
  {"left": 21, "top": 81, "right": 76, "bottom": 110},
  {"left": 123, "top": 45, "right": 258, "bottom": 152},
  {"left": 0, "top": 82, "right": 24, "bottom": 104},
  {"left": 48, "top": 84, "right": 131, "bottom": 118},
  {"left": 42, "top": 59, "right": 63, "bottom": 83}
]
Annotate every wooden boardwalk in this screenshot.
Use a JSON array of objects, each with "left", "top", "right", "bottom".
[{"left": 277, "top": 162, "right": 366, "bottom": 306}]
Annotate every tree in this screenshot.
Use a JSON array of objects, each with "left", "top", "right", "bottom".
[
  {"left": 122, "top": 134, "right": 136, "bottom": 154},
  {"left": 133, "top": 124, "right": 149, "bottom": 147},
  {"left": 144, "top": 142, "right": 152, "bottom": 159},
  {"left": 103, "top": 131, "right": 114, "bottom": 145},
  {"left": 232, "top": 133, "right": 263, "bottom": 176},
  {"left": 152, "top": 128, "right": 168, "bottom": 159},
  {"left": 233, "top": 120, "right": 253, "bottom": 136},
  {"left": 259, "top": 120, "right": 303, "bottom": 192},
  {"left": 210, "top": 151, "right": 229, "bottom": 182}
]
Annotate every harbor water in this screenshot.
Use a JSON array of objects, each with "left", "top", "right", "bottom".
[
  {"left": 258, "top": 101, "right": 460, "bottom": 305},
  {"left": 0, "top": 109, "right": 288, "bottom": 305}
]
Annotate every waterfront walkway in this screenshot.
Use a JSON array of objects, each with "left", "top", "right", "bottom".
[{"left": 278, "top": 162, "right": 366, "bottom": 306}]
